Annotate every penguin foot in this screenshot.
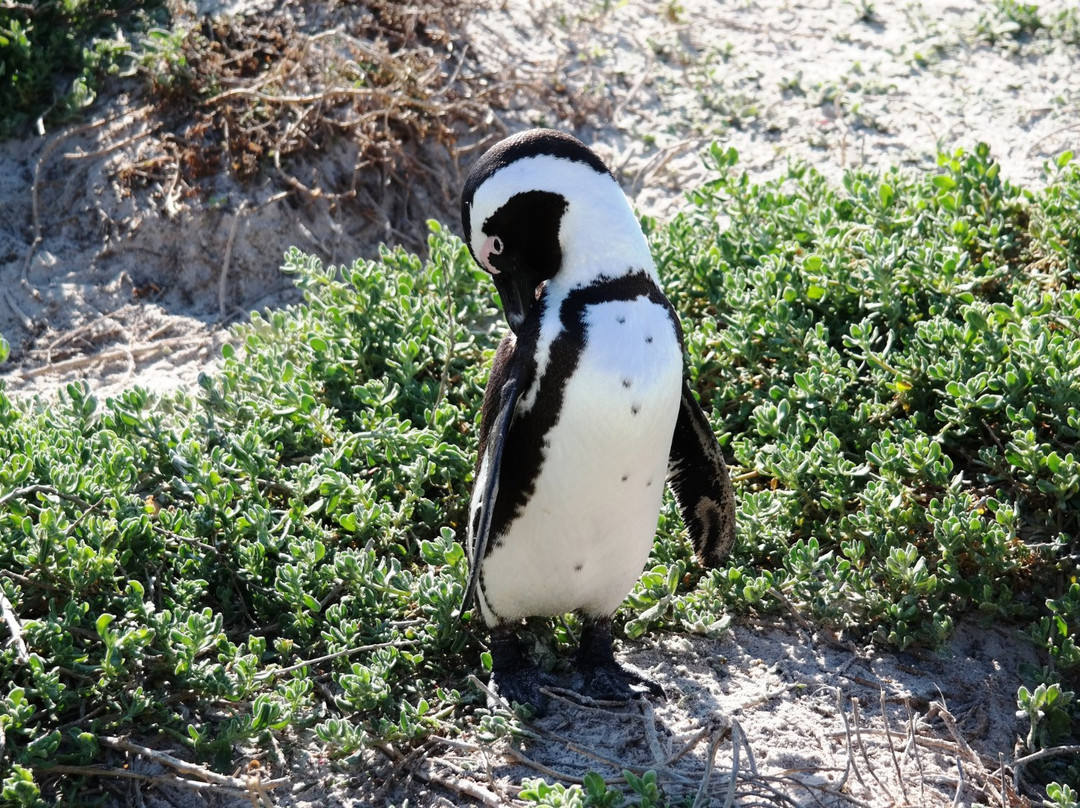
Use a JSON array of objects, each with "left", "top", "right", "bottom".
[
  {"left": 577, "top": 659, "right": 666, "bottom": 702},
  {"left": 487, "top": 624, "right": 556, "bottom": 715},
  {"left": 574, "top": 614, "right": 666, "bottom": 703},
  {"left": 489, "top": 666, "right": 558, "bottom": 714}
]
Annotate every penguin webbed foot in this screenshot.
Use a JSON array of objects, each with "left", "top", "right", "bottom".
[
  {"left": 489, "top": 666, "right": 557, "bottom": 716},
  {"left": 577, "top": 658, "right": 665, "bottom": 701},
  {"left": 487, "top": 624, "right": 556, "bottom": 716},
  {"left": 574, "top": 615, "right": 666, "bottom": 703}
]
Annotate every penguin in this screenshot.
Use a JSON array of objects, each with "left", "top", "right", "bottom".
[{"left": 460, "top": 128, "right": 736, "bottom": 712}]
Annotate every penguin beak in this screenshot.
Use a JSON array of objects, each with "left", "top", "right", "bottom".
[
  {"left": 476, "top": 234, "right": 546, "bottom": 334},
  {"left": 492, "top": 272, "right": 530, "bottom": 333}
]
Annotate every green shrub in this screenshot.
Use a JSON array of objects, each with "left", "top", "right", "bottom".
[
  {"left": 636, "top": 143, "right": 1079, "bottom": 641},
  {"left": 636, "top": 142, "right": 1080, "bottom": 789},
  {"left": 1, "top": 147, "right": 1079, "bottom": 801},
  {"left": 0, "top": 0, "right": 168, "bottom": 138},
  {"left": 0, "top": 225, "right": 494, "bottom": 801}
]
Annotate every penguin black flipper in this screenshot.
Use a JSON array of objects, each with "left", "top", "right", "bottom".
[
  {"left": 460, "top": 332, "right": 526, "bottom": 615},
  {"left": 667, "top": 380, "right": 737, "bottom": 567}
]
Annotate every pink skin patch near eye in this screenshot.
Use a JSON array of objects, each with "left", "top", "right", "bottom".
[{"left": 479, "top": 235, "right": 503, "bottom": 275}]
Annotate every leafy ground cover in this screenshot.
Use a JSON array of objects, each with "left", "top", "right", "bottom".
[
  {"left": 2, "top": 0, "right": 505, "bottom": 201},
  {"left": 1, "top": 144, "right": 1079, "bottom": 806},
  {"left": 0, "top": 0, "right": 167, "bottom": 139}
]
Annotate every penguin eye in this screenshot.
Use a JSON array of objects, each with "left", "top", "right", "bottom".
[{"left": 490, "top": 236, "right": 504, "bottom": 255}]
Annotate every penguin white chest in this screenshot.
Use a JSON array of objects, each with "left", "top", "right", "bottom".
[{"left": 480, "top": 296, "right": 683, "bottom": 623}]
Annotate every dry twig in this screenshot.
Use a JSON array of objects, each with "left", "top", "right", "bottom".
[
  {"left": 1012, "top": 743, "right": 1080, "bottom": 796},
  {"left": 690, "top": 717, "right": 729, "bottom": 808},
  {"left": 0, "top": 484, "right": 96, "bottom": 511},
  {"left": 851, "top": 697, "right": 893, "bottom": 799},
  {"left": 253, "top": 638, "right": 419, "bottom": 684},
  {"left": 8, "top": 335, "right": 203, "bottom": 381},
  {"left": 24, "top": 106, "right": 154, "bottom": 287},
  {"left": 219, "top": 201, "right": 249, "bottom": 321},
  {"left": 377, "top": 743, "right": 504, "bottom": 808},
  {"left": 44, "top": 736, "right": 291, "bottom": 805},
  {"left": 835, "top": 688, "right": 861, "bottom": 791},
  {"left": 0, "top": 590, "right": 30, "bottom": 665},
  {"left": 503, "top": 744, "right": 587, "bottom": 784},
  {"left": 880, "top": 688, "right": 910, "bottom": 804}
]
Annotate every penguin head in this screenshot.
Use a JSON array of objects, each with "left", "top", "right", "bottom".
[{"left": 461, "top": 129, "right": 653, "bottom": 333}]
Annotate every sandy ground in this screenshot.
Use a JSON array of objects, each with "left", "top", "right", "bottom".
[
  {"left": 125, "top": 617, "right": 1037, "bottom": 807},
  {"left": 2, "top": 0, "right": 1078, "bottom": 805}
]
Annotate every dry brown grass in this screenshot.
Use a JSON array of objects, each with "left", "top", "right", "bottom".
[{"left": 126, "top": 0, "right": 525, "bottom": 205}]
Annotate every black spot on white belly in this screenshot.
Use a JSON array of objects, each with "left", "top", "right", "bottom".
[
  {"left": 574, "top": 562, "right": 584, "bottom": 572},
  {"left": 621, "top": 473, "right": 629, "bottom": 482},
  {"left": 622, "top": 378, "right": 632, "bottom": 389},
  {"left": 646, "top": 478, "right": 653, "bottom": 487},
  {"left": 617, "top": 315, "right": 626, "bottom": 324},
  {"left": 631, "top": 404, "right": 640, "bottom": 415},
  {"left": 645, "top": 335, "right": 653, "bottom": 344}
]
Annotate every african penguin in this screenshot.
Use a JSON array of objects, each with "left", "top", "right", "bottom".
[{"left": 460, "top": 128, "right": 736, "bottom": 712}]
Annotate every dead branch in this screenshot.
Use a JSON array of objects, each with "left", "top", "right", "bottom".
[
  {"left": 1, "top": 289, "right": 34, "bottom": 333},
  {"left": 8, "top": 335, "right": 204, "bottom": 381},
  {"left": 835, "top": 687, "right": 862, "bottom": 791},
  {"left": 0, "top": 484, "right": 96, "bottom": 511},
  {"left": 0, "top": 590, "right": 30, "bottom": 664},
  {"left": 691, "top": 717, "right": 730, "bottom": 808},
  {"left": 952, "top": 756, "right": 967, "bottom": 808},
  {"left": 252, "top": 638, "right": 420, "bottom": 684},
  {"left": 34, "top": 763, "right": 274, "bottom": 801},
  {"left": 503, "top": 745, "right": 587, "bottom": 784},
  {"left": 377, "top": 743, "right": 505, "bottom": 808},
  {"left": 880, "top": 688, "right": 910, "bottom": 804},
  {"left": 851, "top": 697, "right": 893, "bottom": 798},
  {"left": 56, "top": 736, "right": 292, "bottom": 806},
  {"left": 637, "top": 698, "right": 670, "bottom": 767},
  {"left": 62, "top": 125, "right": 159, "bottom": 162},
  {"left": 218, "top": 201, "right": 249, "bottom": 321},
  {"left": 24, "top": 106, "right": 154, "bottom": 287},
  {"left": 665, "top": 722, "right": 714, "bottom": 767},
  {"left": 1012, "top": 742, "right": 1080, "bottom": 797}
]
